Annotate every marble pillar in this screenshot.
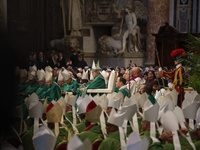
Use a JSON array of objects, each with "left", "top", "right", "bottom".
[{"left": 145, "top": 0, "right": 169, "bottom": 66}]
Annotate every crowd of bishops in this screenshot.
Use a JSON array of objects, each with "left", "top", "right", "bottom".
[{"left": 1, "top": 48, "right": 200, "bottom": 150}]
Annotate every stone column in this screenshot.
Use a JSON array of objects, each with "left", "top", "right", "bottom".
[
  {"left": 0, "top": 0, "right": 7, "bottom": 33},
  {"left": 145, "top": 0, "right": 169, "bottom": 66}
]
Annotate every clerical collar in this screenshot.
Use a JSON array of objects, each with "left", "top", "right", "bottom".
[{"left": 119, "top": 85, "right": 127, "bottom": 90}]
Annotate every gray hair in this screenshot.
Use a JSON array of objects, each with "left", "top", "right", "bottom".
[{"left": 129, "top": 69, "right": 134, "bottom": 77}]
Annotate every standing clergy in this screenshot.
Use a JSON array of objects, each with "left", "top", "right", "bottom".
[{"left": 80, "top": 60, "right": 106, "bottom": 97}]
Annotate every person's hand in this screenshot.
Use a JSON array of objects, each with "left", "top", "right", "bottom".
[
  {"left": 61, "top": 91, "right": 66, "bottom": 95},
  {"left": 159, "top": 130, "right": 173, "bottom": 142},
  {"left": 79, "top": 88, "right": 83, "bottom": 92},
  {"left": 180, "top": 128, "right": 188, "bottom": 136},
  {"left": 159, "top": 67, "right": 162, "bottom": 72},
  {"left": 41, "top": 98, "right": 45, "bottom": 102}
]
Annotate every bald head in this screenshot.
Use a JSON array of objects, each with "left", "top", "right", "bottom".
[{"left": 132, "top": 67, "right": 140, "bottom": 77}]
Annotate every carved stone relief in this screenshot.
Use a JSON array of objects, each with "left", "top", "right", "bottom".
[{"left": 83, "top": 0, "right": 118, "bottom": 24}]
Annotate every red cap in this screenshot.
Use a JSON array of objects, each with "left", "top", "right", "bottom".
[{"left": 86, "top": 101, "right": 97, "bottom": 113}]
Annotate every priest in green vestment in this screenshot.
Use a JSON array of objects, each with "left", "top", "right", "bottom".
[
  {"left": 15, "top": 69, "right": 29, "bottom": 106},
  {"left": 77, "top": 71, "right": 90, "bottom": 98},
  {"left": 16, "top": 69, "right": 29, "bottom": 93},
  {"left": 78, "top": 101, "right": 103, "bottom": 144},
  {"left": 143, "top": 84, "right": 157, "bottom": 104},
  {"left": 35, "top": 69, "right": 48, "bottom": 101},
  {"left": 75, "top": 95, "right": 92, "bottom": 133},
  {"left": 61, "top": 69, "right": 79, "bottom": 95},
  {"left": 80, "top": 61, "right": 106, "bottom": 97},
  {"left": 98, "top": 108, "right": 127, "bottom": 150},
  {"left": 115, "top": 76, "right": 129, "bottom": 100},
  {"left": 22, "top": 71, "right": 40, "bottom": 96},
  {"left": 75, "top": 115, "right": 86, "bottom": 133},
  {"left": 57, "top": 69, "right": 65, "bottom": 93},
  {"left": 41, "top": 71, "right": 61, "bottom": 104},
  {"left": 98, "top": 123, "right": 120, "bottom": 150},
  {"left": 22, "top": 71, "right": 40, "bottom": 119}
]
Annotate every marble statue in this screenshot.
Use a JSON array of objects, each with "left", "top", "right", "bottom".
[
  {"left": 97, "top": 36, "right": 122, "bottom": 56},
  {"left": 68, "top": 0, "right": 83, "bottom": 37},
  {"left": 114, "top": 0, "right": 147, "bottom": 53},
  {"left": 97, "top": 0, "right": 147, "bottom": 56}
]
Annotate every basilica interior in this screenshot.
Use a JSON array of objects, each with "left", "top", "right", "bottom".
[{"left": 0, "top": 0, "right": 199, "bottom": 68}]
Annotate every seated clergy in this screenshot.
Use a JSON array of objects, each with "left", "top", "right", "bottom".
[
  {"left": 41, "top": 71, "right": 61, "bottom": 104},
  {"left": 80, "top": 61, "right": 106, "bottom": 97},
  {"left": 78, "top": 101, "right": 103, "bottom": 144}
]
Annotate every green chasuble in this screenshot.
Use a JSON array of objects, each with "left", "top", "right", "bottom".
[
  {"left": 65, "top": 111, "right": 73, "bottom": 123},
  {"left": 148, "top": 94, "right": 157, "bottom": 104},
  {"left": 127, "top": 126, "right": 133, "bottom": 137},
  {"left": 75, "top": 119, "right": 86, "bottom": 133},
  {"left": 62, "top": 80, "right": 79, "bottom": 93},
  {"left": 98, "top": 131, "right": 120, "bottom": 150},
  {"left": 15, "top": 81, "right": 29, "bottom": 106},
  {"left": 17, "top": 81, "right": 29, "bottom": 93},
  {"left": 114, "top": 85, "right": 119, "bottom": 92},
  {"left": 140, "top": 130, "right": 153, "bottom": 145},
  {"left": 189, "top": 131, "right": 200, "bottom": 149},
  {"left": 43, "top": 82, "right": 61, "bottom": 104},
  {"left": 78, "top": 124, "right": 103, "bottom": 143},
  {"left": 23, "top": 81, "right": 40, "bottom": 95},
  {"left": 65, "top": 111, "right": 80, "bottom": 125},
  {"left": 35, "top": 84, "right": 48, "bottom": 100},
  {"left": 77, "top": 82, "right": 90, "bottom": 97},
  {"left": 194, "top": 140, "right": 200, "bottom": 149},
  {"left": 59, "top": 84, "right": 65, "bottom": 92},
  {"left": 54, "top": 127, "right": 71, "bottom": 149},
  {"left": 140, "top": 130, "right": 160, "bottom": 146},
  {"left": 118, "top": 87, "right": 129, "bottom": 99},
  {"left": 82, "top": 73, "right": 106, "bottom": 97},
  {"left": 148, "top": 133, "right": 194, "bottom": 150},
  {"left": 21, "top": 126, "right": 34, "bottom": 150},
  {"left": 173, "top": 136, "right": 193, "bottom": 150}
]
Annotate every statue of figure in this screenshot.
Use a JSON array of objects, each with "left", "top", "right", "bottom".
[
  {"left": 97, "top": 36, "right": 122, "bottom": 56},
  {"left": 68, "top": 0, "right": 83, "bottom": 37},
  {"left": 113, "top": 1, "right": 147, "bottom": 52}
]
